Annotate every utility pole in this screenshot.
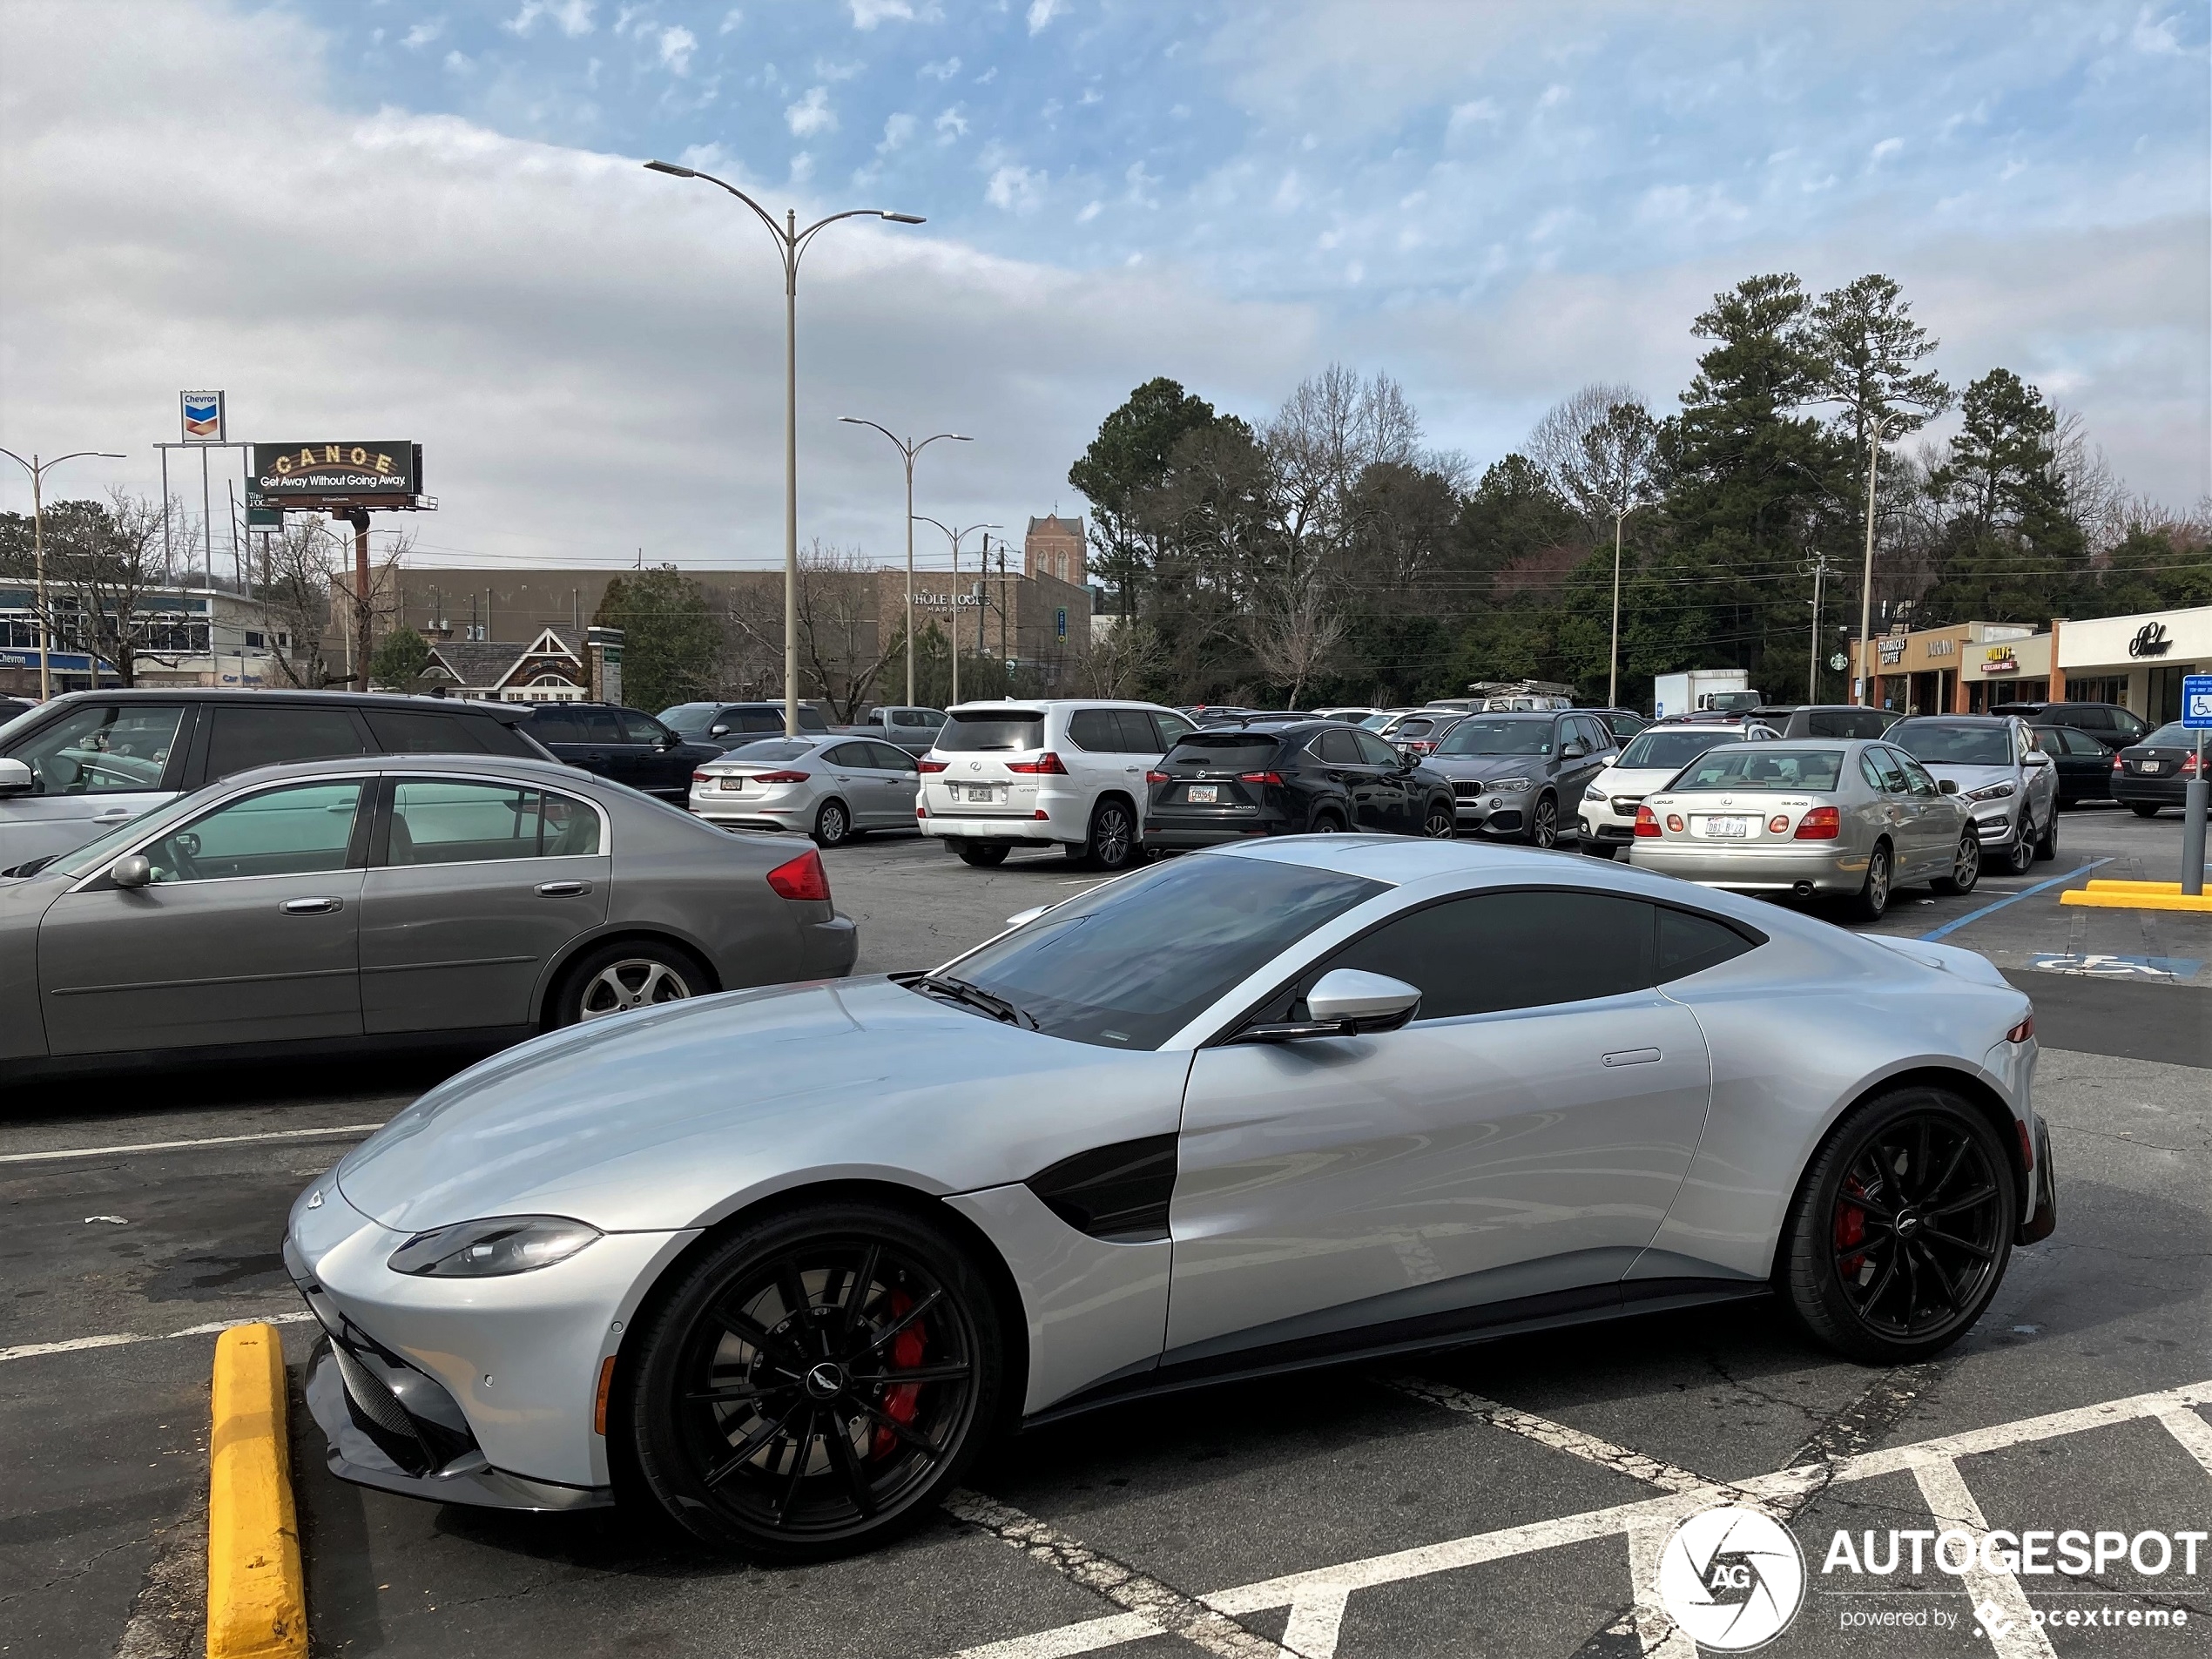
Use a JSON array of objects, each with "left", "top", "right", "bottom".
[
  {"left": 1854, "top": 415, "right": 1887, "bottom": 707},
  {"left": 345, "top": 510, "right": 373, "bottom": 685},
  {"left": 1804, "top": 550, "right": 1830, "bottom": 702}
]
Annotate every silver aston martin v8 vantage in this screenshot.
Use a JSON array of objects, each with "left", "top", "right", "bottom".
[{"left": 287, "top": 837, "right": 2056, "bottom": 1559}]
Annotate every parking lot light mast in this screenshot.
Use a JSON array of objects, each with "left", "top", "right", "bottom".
[
  {"left": 838, "top": 419, "right": 969, "bottom": 706},
  {"left": 1607, "top": 501, "right": 1649, "bottom": 711},
  {"left": 913, "top": 516, "right": 998, "bottom": 707},
  {"left": 1853, "top": 414, "right": 1892, "bottom": 708},
  {"left": 0, "top": 447, "right": 127, "bottom": 701},
  {"left": 644, "top": 159, "right": 925, "bottom": 738}
]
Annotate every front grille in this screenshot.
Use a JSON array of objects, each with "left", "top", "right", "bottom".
[
  {"left": 1611, "top": 795, "right": 1643, "bottom": 813},
  {"left": 333, "top": 1340, "right": 417, "bottom": 1440},
  {"left": 1453, "top": 780, "right": 1481, "bottom": 799}
]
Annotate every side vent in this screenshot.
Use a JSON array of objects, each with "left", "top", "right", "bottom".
[{"left": 1025, "top": 1135, "right": 1178, "bottom": 1244}]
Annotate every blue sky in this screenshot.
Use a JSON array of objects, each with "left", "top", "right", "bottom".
[{"left": 2, "top": 1, "right": 2205, "bottom": 570}]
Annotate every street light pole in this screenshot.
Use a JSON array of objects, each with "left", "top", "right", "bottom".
[
  {"left": 1854, "top": 415, "right": 1888, "bottom": 708},
  {"left": 839, "top": 419, "right": 969, "bottom": 706},
  {"left": 1607, "top": 501, "right": 1648, "bottom": 710},
  {"left": 914, "top": 516, "right": 999, "bottom": 708},
  {"left": 0, "top": 447, "right": 127, "bottom": 701},
  {"left": 645, "top": 159, "right": 924, "bottom": 738}
]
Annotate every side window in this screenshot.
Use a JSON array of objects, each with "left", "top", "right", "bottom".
[
  {"left": 1067, "top": 709, "right": 1117, "bottom": 752},
  {"left": 1309, "top": 891, "right": 1657, "bottom": 1020},
  {"left": 891, "top": 710, "right": 929, "bottom": 728},
  {"left": 1656, "top": 907, "right": 1758, "bottom": 982},
  {"left": 10, "top": 703, "right": 184, "bottom": 795},
  {"left": 469, "top": 718, "right": 537, "bottom": 758},
  {"left": 362, "top": 709, "right": 489, "bottom": 755},
  {"left": 823, "top": 743, "right": 870, "bottom": 768},
  {"left": 1352, "top": 729, "right": 1400, "bottom": 767},
  {"left": 389, "top": 780, "right": 544, "bottom": 865},
  {"left": 1863, "top": 748, "right": 1909, "bottom": 793},
  {"left": 1149, "top": 711, "right": 1195, "bottom": 749},
  {"left": 1894, "top": 752, "right": 1941, "bottom": 798},
  {"left": 797, "top": 706, "right": 829, "bottom": 733},
  {"left": 740, "top": 709, "right": 784, "bottom": 733},
  {"left": 205, "top": 705, "right": 367, "bottom": 780},
  {"left": 1316, "top": 727, "right": 1360, "bottom": 765},
  {"left": 617, "top": 711, "right": 668, "bottom": 745},
  {"left": 144, "top": 780, "right": 363, "bottom": 883},
  {"left": 574, "top": 709, "right": 624, "bottom": 744},
  {"left": 2110, "top": 708, "right": 2147, "bottom": 739},
  {"left": 869, "top": 742, "right": 918, "bottom": 771},
  {"left": 529, "top": 707, "right": 581, "bottom": 743},
  {"left": 1112, "top": 710, "right": 1159, "bottom": 752}
]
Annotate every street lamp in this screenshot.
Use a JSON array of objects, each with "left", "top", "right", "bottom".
[
  {"left": 838, "top": 419, "right": 969, "bottom": 706},
  {"left": 1852, "top": 415, "right": 1894, "bottom": 708},
  {"left": 1606, "top": 500, "right": 1651, "bottom": 711},
  {"left": 0, "top": 447, "right": 127, "bottom": 701},
  {"left": 645, "top": 158, "right": 925, "bottom": 738},
  {"left": 913, "top": 516, "right": 998, "bottom": 707}
]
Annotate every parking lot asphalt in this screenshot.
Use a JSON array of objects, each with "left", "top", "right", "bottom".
[{"left": 3, "top": 803, "right": 2207, "bottom": 1659}]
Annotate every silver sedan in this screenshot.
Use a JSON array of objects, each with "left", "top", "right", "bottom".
[
  {"left": 690, "top": 736, "right": 921, "bottom": 847},
  {"left": 1630, "top": 737, "right": 1981, "bottom": 921},
  {"left": 0, "top": 753, "right": 857, "bottom": 1075},
  {"left": 288, "top": 835, "right": 2051, "bottom": 1561}
]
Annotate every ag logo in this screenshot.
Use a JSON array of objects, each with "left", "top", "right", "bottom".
[{"left": 1656, "top": 1506, "right": 1804, "bottom": 1651}]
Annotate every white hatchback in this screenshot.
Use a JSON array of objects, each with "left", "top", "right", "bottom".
[
  {"left": 919, "top": 700, "right": 1197, "bottom": 870},
  {"left": 1578, "top": 723, "right": 1777, "bottom": 858}
]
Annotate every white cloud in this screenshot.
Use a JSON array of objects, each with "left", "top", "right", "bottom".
[
  {"left": 1124, "top": 159, "right": 1159, "bottom": 208},
  {"left": 848, "top": 0, "right": 913, "bottom": 27},
  {"left": 2130, "top": 5, "right": 2184, "bottom": 53},
  {"left": 402, "top": 17, "right": 445, "bottom": 50},
  {"left": 815, "top": 58, "right": 864, "bottom": 82},
  {"left": 987, "top": 164, "right": 1046, "bottom": 213},
  {"left": 505, "top": 0, "right": 595, "bottom": 37},
  {"left": 658, "top": 25, "right": 697, "bottom": 75},
  {"left": 918, "top": 56, "right": 961, "bottom": 80},
  {"left": 1868, "top": 135, "right": 1905, "bottom": 166},
  {"left": 442, "top": 49, "right": 473, "bottom": 75},
  {"left": 878, "top": 111, "right": 917, "bottom": 153},
  {"left": 718, "top": 8, "right": 743, "bottom": 33},
  {"left": 1076, "top": 199, "right": 1102, "bottom": 222},
  {"left": 786, "top": 85, "right": 837, "bottom": 136},
  {"left": 1026, "top": 0, "right": 1062, "bottom": 35},
  {"left": 1446, "top": 98, "right": 1499, "bottom": 137},
  {"left": 934, "top": 105, "right": 968, "bottom": 141}
]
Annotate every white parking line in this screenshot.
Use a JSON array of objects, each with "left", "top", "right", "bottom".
[
  {"left": 1385, "top": 1376, "right": 1715, "bottom": 1494},
  {"left": 0, "top": 1123, "right": 383, "bottom": 1164},
  {"left": 946, "top": 1379, "right": 2212, "bottom": 1659},
  {"left": 1911, "top": 1456, "right": 2053, "bottom": 1659},
  {"left": 0, "top": 1311, "right": 316, "bottom": 1365}
]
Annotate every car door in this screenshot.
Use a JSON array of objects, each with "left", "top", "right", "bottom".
[
  {"left": 818, "top": 742, "right": 881, "bottom": 826},
  {"left": 616, "top": 709, "right": 685, "bottom": 796},
  {"left": 1351, "top": 727, "right": 1419, "bottom": 831},
  {"left": 2015, "top": 724, "right": 2058, "bottom": 826},
  {"left": 1061, "top": 708, "right": 1124, "bottom": 818},
  {"left": 358, "top": 775, "right": 610, "bottom": 1033},
  {"left": 36, "top": 777, "right": 368, "bottom": 1055},
  {"left": 0, "top": 700, "right": 192, "bottom": 870},
  {"left": 1890, "top": 749, "right": 1960, "bottom": 868},
  {"left": 865, "top": 740, "right": 922, "bottom": 824},
  {"left": 1312, "top": 726, "right": 1380, "bottom": 826},
  {"left": 567, "top": 706, "right": 626, "bottom": 783},
  {"left": 1858, "top": 745, "right": 1929, "bottom": 875},
  {"left": 1167, "top": 888, "right": 1713, "bottom": 1356}
]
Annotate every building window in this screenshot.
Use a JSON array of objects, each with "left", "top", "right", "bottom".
[
  {"left": 244, "top": 631, "right": 266, "bottom": 649},
  {"left": 2067, "top": 674, "right": 2127, "bottom": 706}
]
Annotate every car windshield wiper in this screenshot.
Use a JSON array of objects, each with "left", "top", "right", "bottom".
[{"left": 907, "top": 972, "right": 1039, "bottom": 1030}]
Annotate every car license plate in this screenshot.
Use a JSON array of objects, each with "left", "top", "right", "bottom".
[
  {"left": 1703, "top": 815, "right": 1755, "bottom": 838},
  {"left": 961, "top": 784, "right": 998, "bottom": 803},
  {"left": 1186, "top": 784, "right": 1218, "bottom": 804},
  {"left": 2140, "top": 760, "right": 2163, "bottom": 773},
  {"left": 718, "top": 778, "right": 750, "bottom": 792}
]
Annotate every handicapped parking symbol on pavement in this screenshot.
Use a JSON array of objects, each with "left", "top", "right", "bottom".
[{"left": 2027, "top": 951, "right": 2202, "bottom": 981}]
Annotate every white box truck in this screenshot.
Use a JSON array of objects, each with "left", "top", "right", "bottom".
[{"left": 1653, "top": 669, "right": 1751, "bottom": 719}]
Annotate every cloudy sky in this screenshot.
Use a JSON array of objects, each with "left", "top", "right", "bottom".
[{"left": 2, "top": 0, "right": 2205, "bottom": 575}]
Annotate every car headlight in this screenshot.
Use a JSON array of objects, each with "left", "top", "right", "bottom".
[
  {"left": 387, "top": 1216, "right": 602, "bottom": 1278},
  {"left": 1492, "top": 778, "right": 1533, "bottom": 792},
  {"left": 1966, "top": 781, "right": 2016, "bottom": 801},
  {"left": 1584, "top": 785, "right": 1609, "bottom": 801}
]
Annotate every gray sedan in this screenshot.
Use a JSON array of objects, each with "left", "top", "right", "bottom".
[
  {"left": 288, "top": 837, "right": 2050, "bottom": 1560},
  {"left": 0, "top": 753, "right": 856, "bottom": 1074},
  {"left": 1631, "top": 738, "right": 1980, "bottom": 921},
  {"left": 689, "top": 736, "right": 921, "bottom": 847}
]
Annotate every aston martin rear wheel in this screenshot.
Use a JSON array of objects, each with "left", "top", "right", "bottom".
[
  {"left": 628, "top": 1202, "right": 1004, "bottom": 1560},
  {"left": 1779, "top": 1088, "right": 2015, "bottom": 1364}
]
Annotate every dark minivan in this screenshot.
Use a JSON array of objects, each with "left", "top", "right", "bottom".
[{"left": 512, "top": 702, "right": 723, "bottom": 801}]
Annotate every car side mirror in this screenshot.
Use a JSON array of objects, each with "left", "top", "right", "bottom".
[
  {"left": 2026, "top": 752, "right": 2050, "bottom": 766},
  {"left": 0, "top": 757, "right": 31, "bottom": 798},
  {"left": 1939, "top": 779, "right": 1959, "bottom": 795},
  {"left": 709, "top": 725, "right": 730, "bottom": 738},
  {"left": 109, "top": 853, "right": 152, "bottom": 888},
  {"left": 1235, "top": 968, "right": 1421, "bottom": 1042},
  {"left": 1561, "top": 740, "right": 1588, "bottom": 759}
]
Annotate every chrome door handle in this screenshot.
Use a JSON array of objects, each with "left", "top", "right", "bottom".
[
  {"left": 536, "top": 879, "right": 591, "bottom": 897},
  {"left": 1602, "top": 1048, "right": 1662, "bottom": 1067},
  {"left": 281, "top": 896, "right": 341, "bottom": 914}
]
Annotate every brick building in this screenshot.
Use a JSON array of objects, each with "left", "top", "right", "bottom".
[{"left": 1023, "top": 515, "right": 1086, "bottom": 586}]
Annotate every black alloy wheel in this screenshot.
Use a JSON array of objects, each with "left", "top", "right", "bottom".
[
  {"left": 1087, "top": 799, "right": 1138, "bottom": 872},
  {"left": 1527, "top": 793, "right": 1560, "bottom": 849},
  {"left": 1932, "top": 832, "right": 1980, "bottom": 896},
  {"left": 1306, "top": 808, "right": 1345, "bottom": 834},
  {"left": 1847, "top": 840, "right": 1892, "bottom": 922},
  {"left": 2033, "top": 809, "right": 2057, "bottom": 862},
  {"left": 1779, "top": 1089, "right": 2014, "bottom": 1363},
  {"left": 1420, "top": 799, "right": 1457, "bottom": 839},
  {"left": 813, "top": 799, "right": 852, "bottom": 848},
  {"left": 954, "top": 842, "right": 1010, "bottom": 866},
  {"left": 628, "top": 1203, "right": 1003, "bottom": 1560}
]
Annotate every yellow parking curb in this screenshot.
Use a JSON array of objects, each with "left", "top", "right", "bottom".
[
  {"left": 207, "top": 1323, "right": 307, "bottom": 1659},
  {"left": 2059, "top": 879, "right": 2212, "bottom": 914}
]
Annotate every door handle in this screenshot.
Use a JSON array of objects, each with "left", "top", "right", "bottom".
[
  {"left": 1602, "top": 1048, "right": 1662, "bottom": 1067},
  {"left": 281, "top": 896, "right": 341, "bottom": 914},
  {"left": 536, "top": 879, "right": 592, "bottom": 897},
  {"left": 94, "top": 807, "right": 132, "bottom": 820}
]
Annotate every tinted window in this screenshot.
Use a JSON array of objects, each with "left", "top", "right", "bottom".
[
  {"left": 10, "top": 703, "right": 184, "bottom": 794},
  {"left": 1351, "top": 729, "right": 1401, "bottom": 767},
  {"left": 1437, "top": 718, "right": 1553, "bottom": 756},
  {"left": 1869, "top": 747, "right": 1912, "bottom": 792},
  {"left": 1890, "top": 721, "right": 2013, "bottom": 766},
  {"left": 617, "top": 710, "right": 667, "bottom": 745},
  {"left": 1657, "top": 907, "right": 1757, "bottom": 981},
  {"left": 891, "top": 709, "right": 931, "bottom": 728},
  {"left": 206, "top": 705, "right": 367, "bottom": 780},
  {"left": 1312, "top": 891, "right": 1656, "bottom": 1019},
  {"left": 2110, "top": 708, "right": 2148, "bottom": 738},
  {"left": 730, "top": 709, "right": 779, "bottom": 733},
  {"left": 1066, "top": 710, "right": 1116, "bottom": 751},
  {"left": 726, "top": 738, "right": 816, "bottom": 763},
  {"left": 1797, "top": 709, "right": 1888, "bottom": 738},
  {"left": 1113, "top": 710, "right": 1161, "bottom": 752},
  {"left": 145, "top": 780, "right": 363, "bottom": 883},
  {"left": 1617, "top": 729, "right": 1743, "bottom": 770},
  {"left": 940, "top": 711, "right": 1045, "bottom": 752},
  {"left": 1170, "top": 733, "right": 1282, "bottom": 769},
  {"left": 1893, "top": 752, "right": 1941, "bottom": 798},
  {"left": 867, "top": 742, "right": 918, "bottom": 771},
  {"left": 658, "top": 703, "right": 717, "bottom": 736},
  {"left": 1315, "top": 727, "right": 1360, "bottom": 764},
  {"left": 573, "top": 708, "right": 624, "bottom": 744},
  {"left": 470, "top": 718, "right": 537, "bottom": 758},
  {"left": 528, "top": 706, "right": 582, "bottom": 743},
  {"left": 2070, "top": 705, "right": 2114, "bottom": 730},
  {"left": 2139, "top": 723, "right": 2189, "bottom": 747},
  {"left": 945, "top": 855, "right": 1386, "bottom": 1049},
  {"left": 362, "top": 709, "right": 489, "bottom": 755},
  {"left": 823, "top": 743, "right": 872, "bottom": 767},
  {"left": 1150, "top": 711, "right": 1196, "bottom": 746},
  {"left": 1675, "top": 747, "right": 1844, "bottom": 792}
]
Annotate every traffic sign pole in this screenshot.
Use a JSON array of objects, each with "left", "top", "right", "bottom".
[{"left": 2182, "top": 674, "right": 2210, "bottom": 897}]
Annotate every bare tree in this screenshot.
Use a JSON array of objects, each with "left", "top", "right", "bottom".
[
  {"left": 759, "top": 541, "right": 900, "bottom": 722},
  {"left": 1527, "top": 383, "right": 1656, "bottom": 536},
  {"left": 2051, "top": 406, "right": 2127, "bottom": 552},
  {"left": 1075, "top": 616, "right": 1166, "bottom": 698},
  {"left": 1262, "top": 365, "right": 1429, "bottom": 577},
  {"left": 1244, "top": 570, "right": 1345, "bottom": 709},
  {"left": 0, "top": 489, "right": 179, "bottom": 686},
  {"left": 258, "top": 517, "right": 344, "bottom": 687}
]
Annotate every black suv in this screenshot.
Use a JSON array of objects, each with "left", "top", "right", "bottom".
[
  {"left": 1143, "top": 720, "right": 1457, "bottom": 847},
  {"left": 513, "top": 702, "right": 723, "bottom": 800},
  {"left": 1990, "top": 700, "right": 2152, "bottom": 752},
  {"left": 658, "top": 700, "right": 830, "bottom": 752}
]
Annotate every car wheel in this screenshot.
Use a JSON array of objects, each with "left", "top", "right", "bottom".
[
  {"left": 625, "top": 1200, "right": 1005, "bottom": 1561},
  {"left": 813, "top": 799, "right": 853, "bottom": 848},
  {"left": 2002, "top": 827, "right": 2034, "bottom": 875},
  {"left": 554, "top": 940, "right": 706, "bottom": 1027},
  {"left": 2129, "top": 802, "right": 2161, "bottom": 819},
  {"left": 1527, "top": 792, "right": 1559, "bottom": 849},
  {"left": 1777, "top": 1087, "right": 2015, "bottom": 1364},
  {"left": 2032, "top": 808, "right": 2056, "bottom": 862},
  {"left": 953, "top": 842, "right": 1009, "bottom": 867},
  {"left": 1846, "top": 840, "right": 1892, "bottom": 922},
  {"left": 1420, "top": 798, "right": 1456, "bottom": 839},
  {"left": 1306, "top": 808, "right": 1345, "bottom": 834},
  {"left": 1086, "top": 799, "right": 1138, "bottom": 872},
  {"left": 1930, "top": 832, "right": 1980, "bottom": 896}
]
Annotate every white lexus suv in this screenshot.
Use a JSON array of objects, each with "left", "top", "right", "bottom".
[{"left": 919, "top": 699, "right": 1197, "bottom": 871}]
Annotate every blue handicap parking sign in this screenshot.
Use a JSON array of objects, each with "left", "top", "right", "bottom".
[{"left": 2184, "top": 673, "right": 2212, "bottom": 729}]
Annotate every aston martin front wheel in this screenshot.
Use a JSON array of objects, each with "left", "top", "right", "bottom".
[
  {"left": 627, "top": 1202, "right": 1006, "bottom": 1560},
  {"left": 1778, "top": 1088, "right": 2015, "bottom": 1365}
]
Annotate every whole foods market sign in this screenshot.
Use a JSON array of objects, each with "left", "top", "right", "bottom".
[{"left": 252, "top": 442, "right": 419, "bottom": 502}]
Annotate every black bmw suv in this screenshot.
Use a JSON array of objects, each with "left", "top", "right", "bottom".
[{"left": 1142, "top": 720, "right": 1457, "bottom": 847}]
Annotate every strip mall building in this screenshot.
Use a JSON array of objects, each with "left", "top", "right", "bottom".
[{"left": 1848, "top": 604, "right": 2211, "bottom": 724}]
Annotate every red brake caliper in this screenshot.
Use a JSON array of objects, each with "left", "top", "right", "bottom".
[
  {"left": 871, "top": 1289, "right": 925, "bottom": 1459},
  {"left": 1835, "top": 1177, "right": 1868, "bottom": 1280}
]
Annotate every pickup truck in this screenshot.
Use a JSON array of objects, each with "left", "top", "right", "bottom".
[{"left": 837, "top": 705, "right": 948, "bottom": 756}]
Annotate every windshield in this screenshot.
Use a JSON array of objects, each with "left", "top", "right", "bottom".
[
  {"left": 50, "top": 794, "right": 208, "bottom": 878},
  {"left": 1705, "top": 691, "right": 1761, "bottom": 712},
  {"left": 1616, "top": 729, "right": 1746, "bottom": 770},
  {"left": 721, "top": 738, "right": 817, "bottom": 764},
  {"left": 1164, "top": 734, "right": 1280, "bottom": 769},
  {"left": 943, "top": 854, "right": 1386, "bottom": 1049},
  {"left": 1672, "top": 747, "right": 1844, "bottom": 792},
  {"left": 657, "top": 704, "right": 719, "bottom": 736},
  {"left": 1358, "top": 713, "right": 1397, "bottom": 731},
  {"left": 1437, "top": 718, "right": 1553, "bottom": 757},
  {"left": 938, "top": 711, "right": 1046, "bottom": 752},
  {"left": 1890, "top": 722, "right": 2013, "bottom": 766}
]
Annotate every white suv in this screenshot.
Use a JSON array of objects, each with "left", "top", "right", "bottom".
[{"left": 919, "top": 699, "right": 1197, "bottom": 871}]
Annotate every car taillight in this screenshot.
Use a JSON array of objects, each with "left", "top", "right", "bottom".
[
  {"left": 1145, "top": 770, "right": 1170, "bottom": 785},
  {"left": 752, "top": 771, "right": 809, "bottom": 784},
  {"left": 1768, "top": 815, "right": 1790, "bottom": 833},
  {"left": 765, "top": 848, "right": 830, "bottom": 901},
  {"left": 1794, "top": 806, "right": 1841, "bottom": 840},
  {"left": 2006, "top": 1013, "right": 2034, "bottom": 1045},
  {"left": 2186, "top": 752, "right": 2202, "bottom": 777},
  {"left": 691, "top": 771, "right": 714, "bottom": 784},
  {"left": 2112, "top": 753, "right": 2125, "bottom": 771},
  {"left": 918, "top": 758, "right": 949, "bottom": 773},
  {"left": 1006, "top": 752, "right": 1069, "bottom": 775},
  {"left": 1239, "top": 771, "right": 1285, "bottom": 786},
  {"left": 1634, "top": 805, "right": 1661, "bottom": 838}
]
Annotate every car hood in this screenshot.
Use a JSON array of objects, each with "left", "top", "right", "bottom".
[
  {"left": 332, "top": 976, "right": 1192, "bottom": 1235},
  {"left": 1918, "top": 761, "right": 2015, "bottom": 790},
  {"left": 1587, "top": 766, "right": 1681, "bottom": 797},
  {"left": 1425, "top": 753, "right": 1545, "bottom": 781}
]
